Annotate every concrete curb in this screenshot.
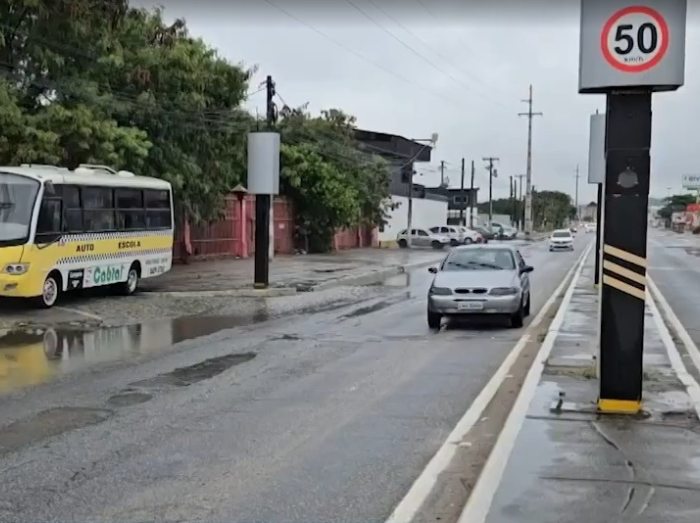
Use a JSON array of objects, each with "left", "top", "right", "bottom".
[{"left": 139, "top": 287, "right": 298, "bottom": 298}]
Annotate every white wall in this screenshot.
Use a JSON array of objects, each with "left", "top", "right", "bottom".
[{"left": 378, "top": 196, "right": 448, "bottom": 243}]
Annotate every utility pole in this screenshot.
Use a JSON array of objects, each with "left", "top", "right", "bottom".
[
  {"left": 483, "top": 157, "right": 499, "bottom": 225},
  {"left": 574, "top": 164, "right": 580, "bottom": 221},
  {"left": 251, "top": 75, "right": 279, "bottom": 289},
  {"left": 515, "top": 174, "right": 526, "bottom": 230},
  {"left": 440, "top": 160, "right": 446, "bottom": 186},
  {"left": 518, "top": 84, "right": 543, "bottom": 236},
  {"left": 469, "top": 160, "right": 475, "bottom": 228},
  {"left": 459, "top": 158, "right": 466, "bottom": 225},
  {"left": 510, "top": 175, "right": 517, "bottom": 227}
]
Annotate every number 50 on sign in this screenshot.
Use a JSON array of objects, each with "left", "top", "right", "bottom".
[{"left": 579, "top": 0, "right": 686, "bottom": 93}]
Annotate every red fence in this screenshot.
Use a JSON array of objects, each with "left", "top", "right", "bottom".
[{"left": 173, "top": 194, "right": 374, "bottom": 261}]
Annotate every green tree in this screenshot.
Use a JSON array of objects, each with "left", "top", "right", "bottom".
[
  {"left": 0, "top": 0, "right": 152, "bottom": 169},
  {"left": 277, "top": 105, "right": 391, "bottom": 252},
  {"left": 532, "top": 190, "right": 574, "bottom": 229},
  {"left": 658, "top": 194, "right": 695, "bottom": 220},
  {"left": 1, "top": 1, "right": 252, "bottom": 223}
]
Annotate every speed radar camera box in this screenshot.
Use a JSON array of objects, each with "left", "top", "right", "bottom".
[{"left": 578, "top": 0, "right": 686, "bottom": 93}]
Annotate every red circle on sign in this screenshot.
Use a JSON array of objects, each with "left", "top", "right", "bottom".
[{"left": 600, "top": 6, "right": 669, "bottom": 73}]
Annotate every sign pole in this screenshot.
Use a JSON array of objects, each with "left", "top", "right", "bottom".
[{"left": 579, "top": 0, "right": 686, "bottom": 414}]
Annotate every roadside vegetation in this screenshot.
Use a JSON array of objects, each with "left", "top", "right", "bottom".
[{"left": 0, "top": 0, "right": 392, "bottom": 252}]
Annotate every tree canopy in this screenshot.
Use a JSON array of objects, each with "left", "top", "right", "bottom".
[
  {"left": 0, "top": 0, "right": 392, "bottom": 251},
  {"left": 477, "top": 190, "right": 575, "bottom": 229},
  {"left": 657, "top": 194, "right": 696, "bottom": 220}
]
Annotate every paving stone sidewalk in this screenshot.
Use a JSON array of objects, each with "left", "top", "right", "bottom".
[{"left": 140, "top": 248, "right": 447, "bottom": 295}]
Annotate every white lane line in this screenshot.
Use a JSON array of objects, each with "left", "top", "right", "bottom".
[
  {"left": 385, "top": 243, "right": 592, "bottom": 523},
  {"left": 456, "top": 242, "right": 592, "bottom": 523},
  {"left": 647, "top": 278, "right": 700, "bottom": 417},
  {"left": 55, "top": 306, "right": 102, "bottom": 321}
]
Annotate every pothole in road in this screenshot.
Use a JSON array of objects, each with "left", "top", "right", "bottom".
[
  {"left": 129, "top": 352, "right": 257, "bottom": 390},
  {"left": 107, "top": 391, "right": 153, "bottom": 407},
  {"left": 0, "top": 407, "right": 112, "bottom": 457}
]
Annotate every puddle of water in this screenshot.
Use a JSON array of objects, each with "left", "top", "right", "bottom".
[
  {"left": 0, "top": 314, "right": 266, "bottom": 395},
  {"left": 0, "top": 406, "right": 112, "bottom": 457}
]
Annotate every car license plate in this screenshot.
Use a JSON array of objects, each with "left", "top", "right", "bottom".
[{"left": 458, "top": 302, "right": 483, "bottom": 311}]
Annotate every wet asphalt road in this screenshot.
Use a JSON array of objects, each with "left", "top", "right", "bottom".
[
  {"left": 0, "top": 238, "right": 588, "bottom": 523},
  {"left": 648, "top": 229, "right": 700, "bottom": 350}
]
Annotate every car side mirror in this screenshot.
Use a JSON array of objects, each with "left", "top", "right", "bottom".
[
  {"left": 522, "top": 265, "right": 534, "bottom": 273},
  {"left": 428, "top": 267, "right": 438, "bottom": 274}
]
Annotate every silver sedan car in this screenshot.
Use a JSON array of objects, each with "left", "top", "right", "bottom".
[{"left": 426, "top": 244, "right": 534, "bottom": 329}]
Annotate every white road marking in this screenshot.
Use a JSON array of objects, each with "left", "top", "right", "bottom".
[
  {"left": 55, "top": 306, "right": 102, "bottom": 321},
  {"left": 384, "top": 243, "right": 592, "bottom": 523},
  {"left": 647, "top": 277, "right": 700, "bottom": 416},
  {"left": 456, "top": 242, "right": 591, "bottom": 523}
]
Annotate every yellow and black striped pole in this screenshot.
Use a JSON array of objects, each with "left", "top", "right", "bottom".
[{"left": 598, "top": 91, "right": 651, "bottom": 415}]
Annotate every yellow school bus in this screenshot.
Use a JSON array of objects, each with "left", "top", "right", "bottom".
[{"left": 0, "top": 164, "right": 174, "bottom": 307}]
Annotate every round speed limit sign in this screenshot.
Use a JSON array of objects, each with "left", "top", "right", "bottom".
[{"left": 601, "top": 6, "right": 669, "bottom": 73}]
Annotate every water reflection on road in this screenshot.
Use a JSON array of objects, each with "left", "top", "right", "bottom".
[{"left": 0, "top": 312, "right": 270, "bottom": 395}]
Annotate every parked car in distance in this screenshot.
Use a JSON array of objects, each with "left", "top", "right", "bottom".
[
  {"left": 473, "top": 226, "right": 495, "bottom": 242},
  {"left": 428, "top": 225, "right": 465, "bottom": 246},
  {"left": 426, "top": 244, "right": 533, "bottom": 329},
  {"left": 397, "top": 228, "right": 451, "bottom": 249},
  {"left": 549, "top": 229, "right": 574, "bottom": 251},
  {"left": 457, "top": 226, "right": 484, "bottom": 244},
  {"left": 490, "top": 222, "right": 518, "bottom": 240},
  {"left": 584, "top": 223, "right": 597, "bottom": 234}
]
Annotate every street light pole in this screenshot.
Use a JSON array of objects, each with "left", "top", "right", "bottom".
[{"left": 405, "top": 134, "right": 439, "bottom": 248}]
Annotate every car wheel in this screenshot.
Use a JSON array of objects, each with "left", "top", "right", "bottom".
[
  {"left": 524, "top": 295, "right": 531, "bottom": 317},
  {"left": 509, "top": 301, "right": 525, "bottom": 328},
  {"left": 398, "top": 239, "right": 408, "bottom": 248},
  {"left": 464, "top": 237, "right": 473, "bottom": 245},
  {"left": 450, "top": 238, "right": 459, "bottom": 247},
  {"left": 35, "top": 272, "right": 62, "bottom": 309},
  {"left": 427, "top": 310, "right": 442, "bottom": 329},
  {"left": 432, "top": 240, "right": 444, "bottom": 250}
]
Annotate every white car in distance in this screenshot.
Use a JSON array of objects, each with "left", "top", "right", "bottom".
[{"left": 549, "top": 229, "right": 574, "bottom": 252}]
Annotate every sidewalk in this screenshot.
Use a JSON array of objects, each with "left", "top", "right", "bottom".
[
  {"left": 141, "top": 248, "right": 446, "bottom": 296},
  {"left": 463, "top": 251, "right": 700, "bottom": 522}
]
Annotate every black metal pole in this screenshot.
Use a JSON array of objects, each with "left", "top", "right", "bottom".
[
  {"left": 598, "top": 91, "right": 651, "bottom": 414},
  {"left": 459, "top": 158, "right": 465, "bottom": 225},
  {"left": 254, "top": 194, "right": 271, "bottom": 288},
  {"left": 594, "top": 182, "right": 603, "bottom": 286},
  {"left": 253, "top": 75, "right": 276, "bottom": 289}
]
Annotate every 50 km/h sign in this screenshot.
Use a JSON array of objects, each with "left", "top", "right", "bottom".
[
  {"left": 578, "top": 0, "right": 686, "bottom": 93},
  {"left": 601, "top": 6, "right": 669, "bottom": 73}
]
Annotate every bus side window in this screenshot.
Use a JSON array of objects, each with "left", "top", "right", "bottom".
[
  {"left": 64, "top": 185, "right": 83, "bottom": 233},
  {"left": 115, "top": 188, "right": 145, "bottom": 230},
  {"left": 36, "top": 197, "right": 62, "bottom": 239},
  {"left": 145, "top": 189, "right": 171, "bottom": 229},
  {"left": 83, "top": 187, "right": 115, "bottom": 232}
]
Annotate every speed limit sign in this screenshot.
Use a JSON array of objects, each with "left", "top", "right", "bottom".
[
  {"left": 579, "top": 0, "right": 686, "bottom": 93},
  {"left": 601, "top": 6, "right": 668, "bottom": 73}
]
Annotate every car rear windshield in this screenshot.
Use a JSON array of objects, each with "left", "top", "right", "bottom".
[
  {"left": 442, "top": 248, "right": 515, "bottom": 271},
  {"left": 552, "top": 231, "right": 571, "bottom": 238}
]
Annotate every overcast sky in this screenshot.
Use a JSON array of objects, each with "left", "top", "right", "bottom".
[{"left": 149, "top": 0, "right": 700, "bottom": 204}]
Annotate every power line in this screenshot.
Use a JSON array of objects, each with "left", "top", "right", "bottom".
[
  {"left": 261, "top": 0, "right": 468, "bottom": 109},
  {"left": 342, "top": 0, "right": 512, "bottom": 112},
  {"left": 365, "top": 0, "right": 514, "bottom": 108}
]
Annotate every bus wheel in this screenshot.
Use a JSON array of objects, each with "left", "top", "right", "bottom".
[
  {"left": 36, "top": 272, "right": 61, "bottom": 309},
  {"left": 118, "top": 264, "right": 140, "bottom": 296}
]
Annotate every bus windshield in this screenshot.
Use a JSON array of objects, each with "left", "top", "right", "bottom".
[{"left": 0, "top": 172, "right": 40, "bottom": 242}]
